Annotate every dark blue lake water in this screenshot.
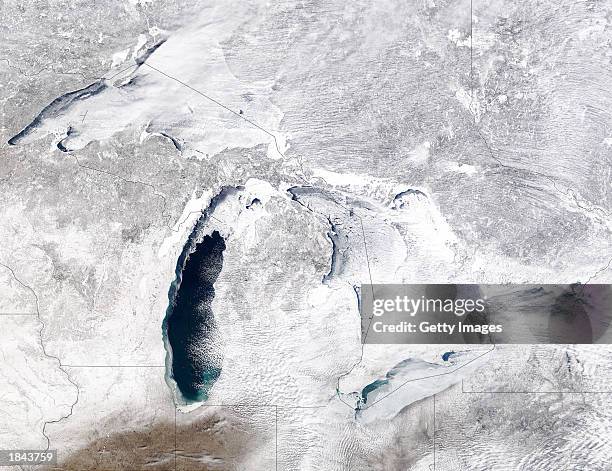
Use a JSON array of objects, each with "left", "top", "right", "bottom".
[
  {"left": 165, "top": 230, "right": 225, "bottom": 402},
  {"left": 442, "top": 351, "right": 456, "bottom": 361}
]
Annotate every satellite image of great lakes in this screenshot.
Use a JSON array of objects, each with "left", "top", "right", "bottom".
[{"left": 1, "top": 0, "right": 612, "bottom": 469}]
